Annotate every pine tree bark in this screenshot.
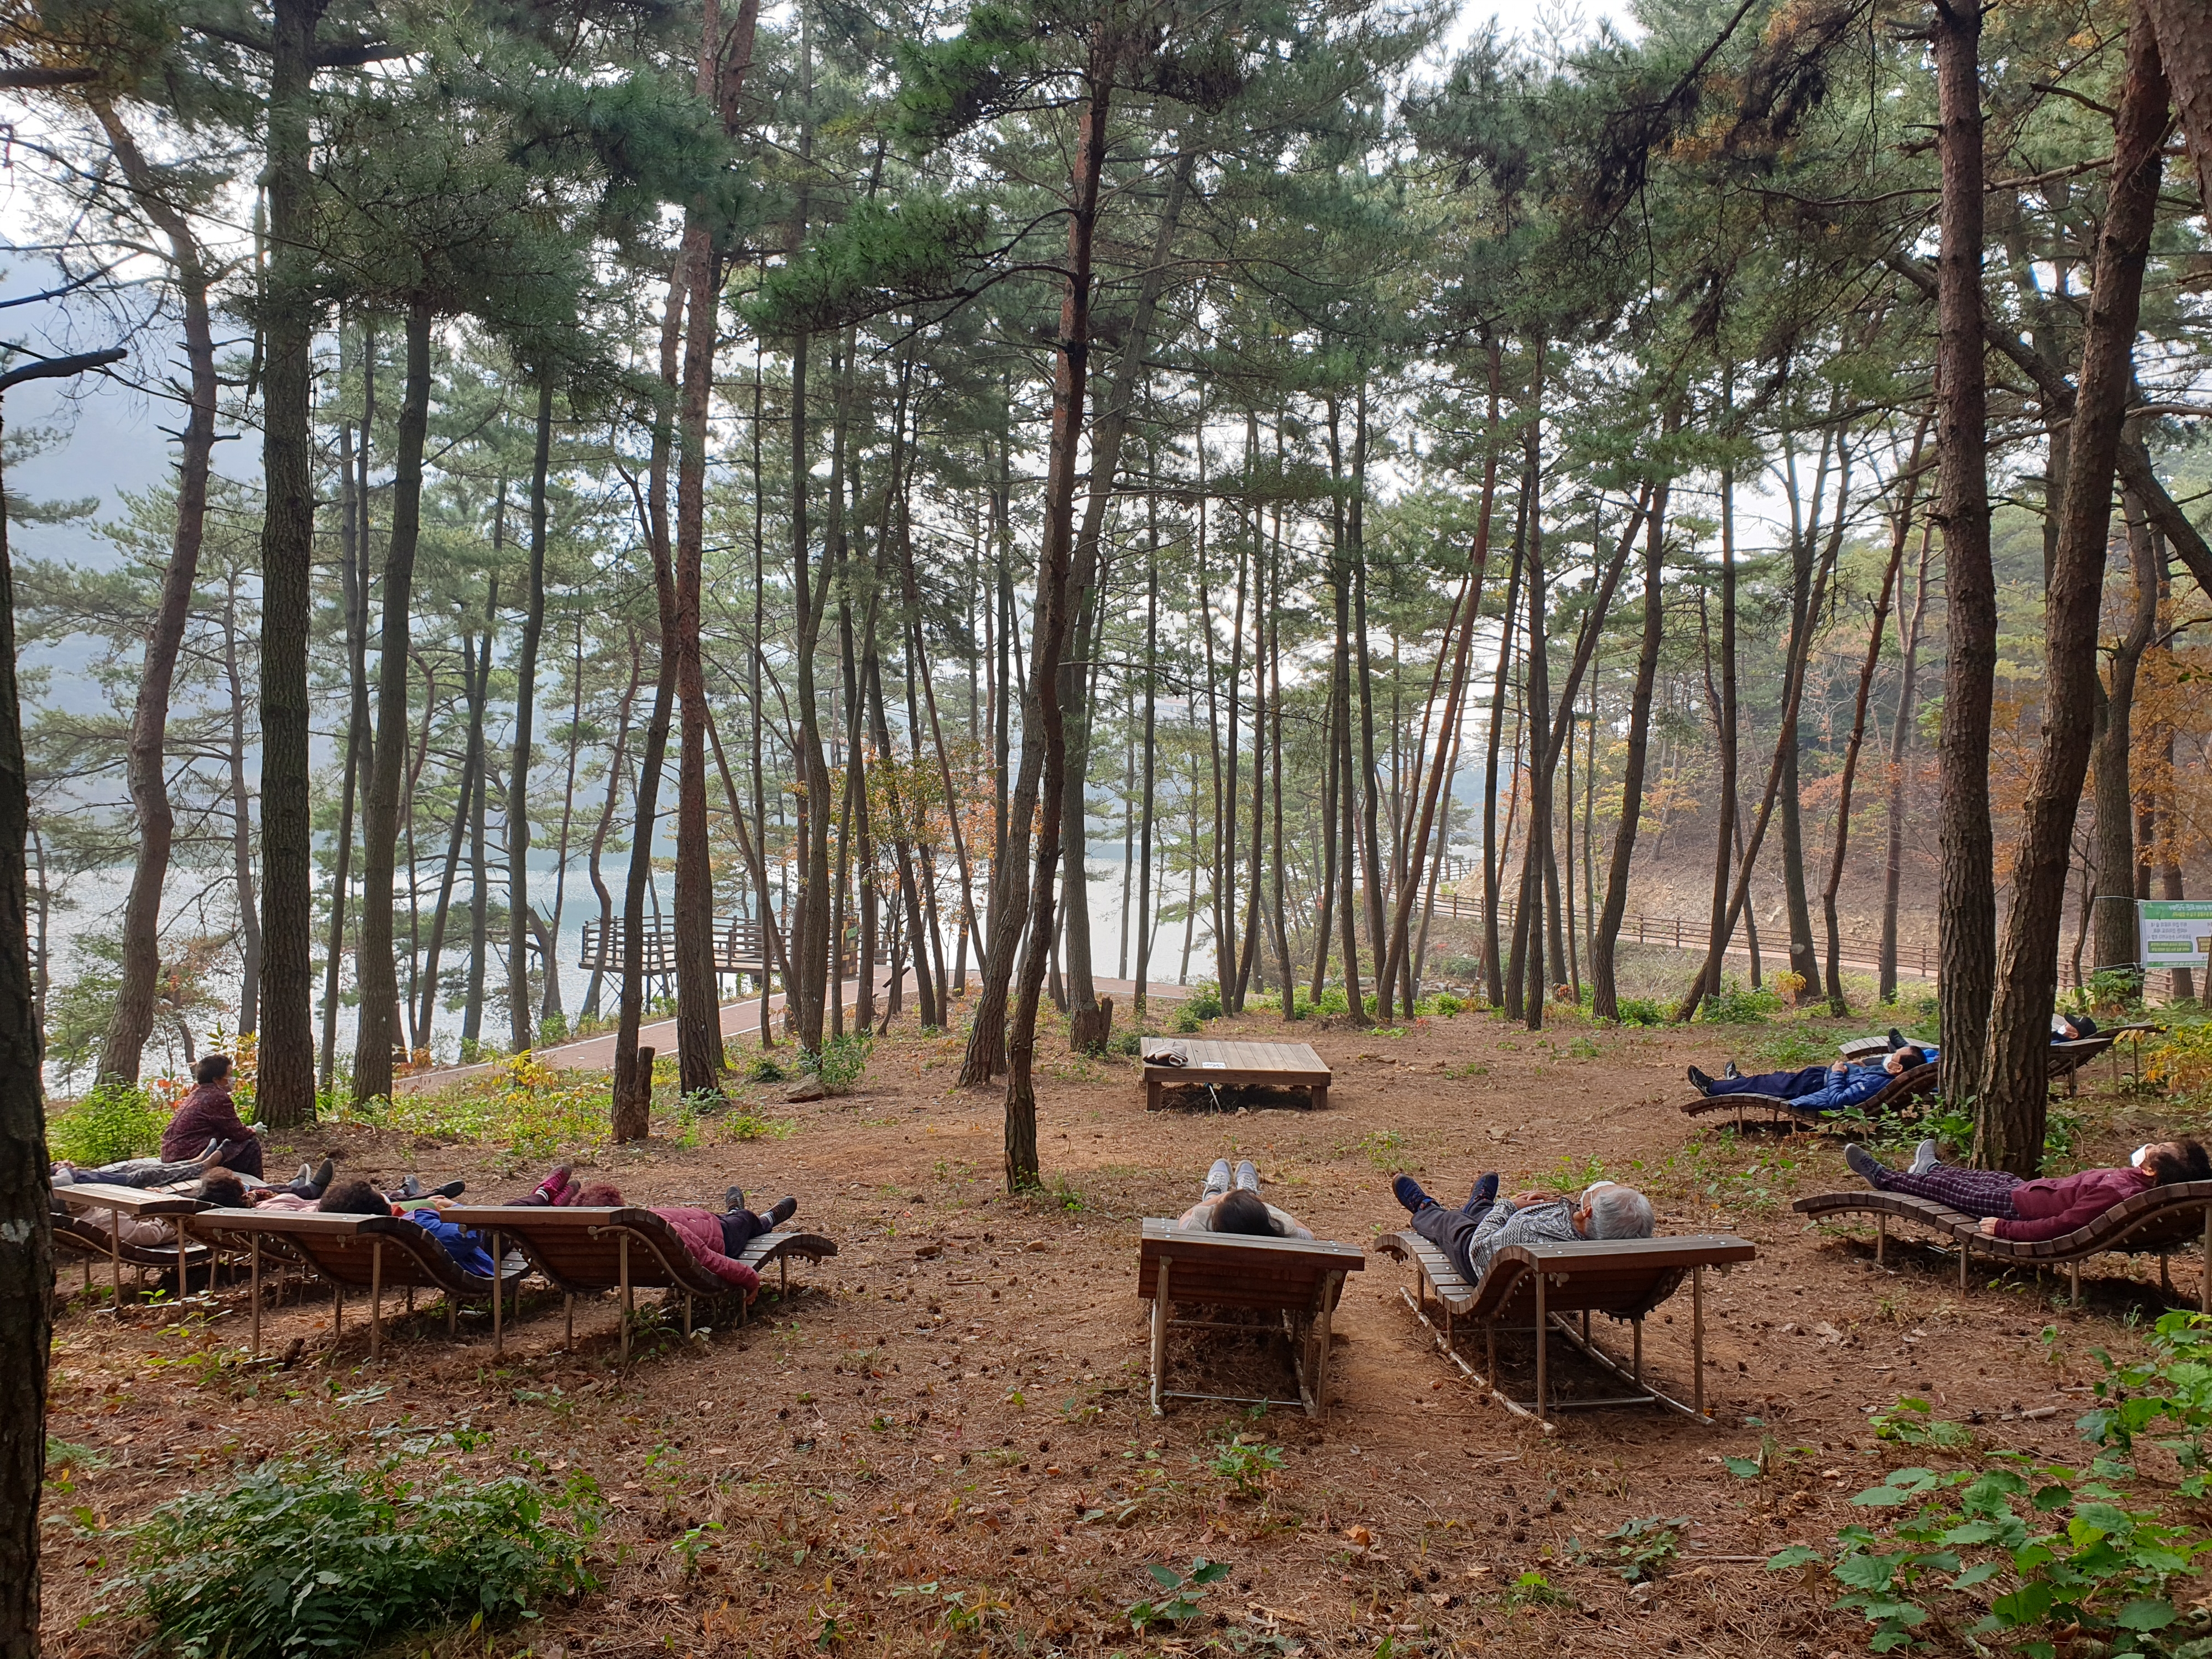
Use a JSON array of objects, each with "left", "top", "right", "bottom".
[
  {"left": 251, "top": 0, "right": 329, "bottom": 1130},
  {"left": 93, "top": 103, "right": 220, "bottom": 1086},
  {"left": 1978, "top": 13, "right": 2167, "bottom": 1167},
  {"left": 509, "top": 377, "right": 554, "bottom": 1054},
  {"left": 1592, "top": 443, "right": 1672, "bottom": 1020},
  {"left": 1881, "top": 518, "right": 1934, "bottom": 1003},
  {"left": 1932, "top": 0, "right": 2001, "bottom": 1094},
  {"left": 2138, "top": 0, "right": 2212, "bottom": 218},
  {"left": 1823, "top": 422, "right": 1926, "bottom": 1015},
  {"left": 2090, "top": 497, "right": 2160, "bottom": 980},
  {"left": 353, "top": 299, "right": 432, "bottom": 1104},
  {"left": 1004, "top": 43, "right": 1114, "bottom": 1186},
  {"left": 0, "top": 369, "right": 93, "bottom": 1657},
  {"left": 1480, "top": 477, "right": 1526, "bottom": 1010}
]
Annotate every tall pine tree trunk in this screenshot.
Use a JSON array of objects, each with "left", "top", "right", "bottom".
[
  {"left": 93, "top": 104, "right": 220, "bottom": 1085},
  {"left": 2090, "top": 497, "right": 2159, "bottom": 980},
  {"left": 352, "top": 299, "right": 432, "bottom": 1105},
  {"left": 1881, "top": 517, "right": 1934, "bottom": 1003},
  {"left": 251, "top": 0, "right": 328, "bottom": 1129},
  {"left": 508, "top": 378, "right": 554, "bottom": 1053},
  {"left": 1933, "top": 0, "right": 2001, "bottom": 1093}
]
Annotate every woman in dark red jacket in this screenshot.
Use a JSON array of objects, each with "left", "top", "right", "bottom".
[
  {"left": 158, "top": 1054, "right": 263, "bottom": 1177},
  {"left": 1844, "top": 1138, "right": 2209, "bottom": 1242}
]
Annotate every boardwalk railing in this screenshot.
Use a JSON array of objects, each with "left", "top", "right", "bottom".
[{"left": 1420, "top": 885, "right": 1938, "bottom": 982}]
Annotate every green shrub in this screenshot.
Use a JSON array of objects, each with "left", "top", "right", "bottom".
[
  {"left": 97, "top": 1444, "right": 600, "bottom": 1659},
  {"left": 1613, "top": 997, "right": 1668, "bottom": 1027},
  {"left": 747, "top": 1055, "right": 786, "bottom": 1084},
  {"left": 1184, "top": 981, "right": 1223, "bottom": 1021},
  {"left": 1108, "top": 1031, "right": 1143, "bottom": 1057},
  {"left": 1172, "top": 1002, "right": 1202, "bottom": 1034},
  {"left": 48, "top": 1081, "right": 167, "bottom": 1167},
  {"left": 799, "top": 1034, "right": 872, "bottom": 1095},
  {"left": 1700, "top": 978, "right": 1782, "bottom": 1024},
  {"left": 535, "top": 1011, "right": 568, "bottom": 1046}
]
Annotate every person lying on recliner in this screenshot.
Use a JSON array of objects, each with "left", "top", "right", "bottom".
[
  {"left": 1389, "top": 1171, "right": 1653, "bottom": 1288},
  {"left": 1842, "top": 1137, "right": 2208, "bottom": 1241},
  {"left": 1687, "top": 1045, "right": 1929, "bottom": 1110}
]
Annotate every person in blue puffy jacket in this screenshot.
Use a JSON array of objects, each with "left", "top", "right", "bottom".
[
  {"left": 318, "top": 1179, "right": 495, "bottom": 1276},
  {"left": 1687, "top": 1045, "right": 1930, "bottom": 1114}
]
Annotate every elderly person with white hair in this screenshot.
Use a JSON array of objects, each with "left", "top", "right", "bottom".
[{"left": 1390, "top": 1169, "right": 1655, "bottom": 1289}]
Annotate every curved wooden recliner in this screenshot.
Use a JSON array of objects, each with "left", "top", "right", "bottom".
[
  {"left": 1375, "top": 1228, "right": 1756, "bottom": 1430},
  {"left": 1792, "top": 1177, "right": 2212, "bottom": 1307},
  {"left": 436, "top": 1204, "right": 839, "bottom": 1358},
  {"left": 1677, "top": 1062, "right": 1939, "bottom": 1131},
  {"left": 189, "top": 1208, "right": 524, "bottom": 1359}
]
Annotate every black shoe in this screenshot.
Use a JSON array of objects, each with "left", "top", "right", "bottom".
[
  {"left": 309, "top": 1157, "right": 335, "bottom": 1192},
  {"left": 1462, "top": 1172, "right": 1499, "bottom": 1215},
  {"left": 430, "top": 1180, "right": 465, "bottom": 1200},
  {"left": 1687, "top": 1066, "right": 1715, "bottom": 1095},
  {"left": 1722, "top": 1061, "right": 1740, "bottom": 1080},
  {"left": 1843, "top": 1144, "right": 1882, "bottom": 1184},
  {"left": 767, "top": 1196, "right": 797, "bottom": 1227},
  {"left": 724, "top": 1186, "right": 747, "bottom": 1214},
  {"left": 1888, "top": 1027, "right": 1908, "bottom": 1050}
]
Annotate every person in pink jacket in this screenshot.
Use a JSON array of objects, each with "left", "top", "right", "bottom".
[
  {"left": 1843, "top": 1138, "right": 2209, "bottom": 1241},
  {"left": 570, "top": 1182, "right": 795, "bottom": 1295}
]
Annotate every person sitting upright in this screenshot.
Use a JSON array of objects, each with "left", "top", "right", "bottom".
[
  {"left": 1172, "top": 1159, "right": 1314, "bottom": 1239},
  {"left": 1842, "top": 1138, "right": 2210, "bottom": 1240},
  {"left": 160, "top": 1054, "right": 263, "bottom": 1177},
  {"left": 1390, "top": 1170, "right": 1655, "bottom": 1288},
  {"left": 568, "top": 1182, "right": 790, "bottom": 1294},
  {"left": 1687, "top": 1045, "right": 1929, "bottom": 1112}
]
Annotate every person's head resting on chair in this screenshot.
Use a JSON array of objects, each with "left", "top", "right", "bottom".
[
  {"left": 1211, "top": 1188, "right": 1276, "bottom": 1237},
  {"left": 319, "top": 1179, "right": 391, "bottom": 1217},
  {"left": 1573, "top": 1181, "right": 1655, "bottom": 1240}
]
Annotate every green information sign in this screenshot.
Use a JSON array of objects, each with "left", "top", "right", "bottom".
[{"left": 2140, "top": 900, "right": 2212, "bottom": 968}]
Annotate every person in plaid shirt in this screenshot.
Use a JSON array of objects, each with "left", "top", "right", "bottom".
[{"left": 1843, "top": 1138, "right": 2209, "bottom": 1241}]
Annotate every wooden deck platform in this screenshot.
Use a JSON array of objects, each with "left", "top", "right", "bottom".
[{"left": 1142, "top": 1039, "right": 1332, "bottom": 1111}]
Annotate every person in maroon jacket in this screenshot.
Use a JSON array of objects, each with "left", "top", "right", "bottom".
[
  {"left": 1843, "top": 1138, "right": 2210, "bottom": 1241},
  {"left": 570, "top": 1182, "right": 792, "bottom": 1295},
  {"left": 158, "top": 1054, "right": 263, "bottom": 1177}
]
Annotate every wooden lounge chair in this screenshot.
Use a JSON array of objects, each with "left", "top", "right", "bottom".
[
  {"left": 1136, "top": 1220, "right": 1365, "bottom": 1418},
  {"left": 53, "top": 1183, "right": 212, "bottom": 1306},
  {"left": 189, "top": 1208, "right": 523, "bottom": 1360},
  {"left": 1793, "top": 1178, "right": 2212, "bottom": 1307},
  {"left": 1678, "top": 1061, "right": 1939, "bottom": 1130},
  {"left": 1374, "top": 1228, "right": 1757, "bottom": 1430},
  {"left": 437, "top": 1205, "right": 839, "bottom": 1358},
  {"left": 1143, "top": 1040, "right": 1332, "bottom": 1112}
]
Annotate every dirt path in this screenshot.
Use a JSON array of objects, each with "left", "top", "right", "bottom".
[{"left": 42, "top": 1002, "right": 2185, "bottom": 1657}]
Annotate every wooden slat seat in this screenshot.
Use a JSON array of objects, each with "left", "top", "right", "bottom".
[
  {"left": 54, "top": 1182, "right": 212, "bottom": 1306},
  {"left": 189, "top": 1208, "right": 522, "bottom": 1360},
  {"left": 1793, "top": 1178, "right": 2212, "bottom": 1306},
  {"left": 1679, "top": 1062, "right": 1938, "bottom": 1130},
  {"left": 1138, "top": 1220, "right": 1365, "bottom": 1418},
  {"left": 1374, "top": 1228, "right": 1756, "bottom": 1430},
  {"left": 1142, "top": 1040, "right": 1332, "bottom": 1111},
  {"left": 437, "top": 1205, "right": 839, "bottom": 1358}
]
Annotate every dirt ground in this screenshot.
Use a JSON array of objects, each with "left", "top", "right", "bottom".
[{"left": 37, "top": 998, "right": 2201, "bottom": 1657}]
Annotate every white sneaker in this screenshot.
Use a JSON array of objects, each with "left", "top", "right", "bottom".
[
  {"left": 1204, "top": 1158, "right": 1232, "bottom": 1198},
  {"left": 1911, "top": 1139, "right": 1940, "bottom": 1176},
  {"left": 1235, "top": 1160, "right": 1259, "bottom": 1193}
]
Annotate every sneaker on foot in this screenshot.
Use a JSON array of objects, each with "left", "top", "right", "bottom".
[
  {"left": 397, "top": 1173, "right": 424, "bottom": 1199},
  {"left": 1206, "top": 1157, "right": 1232, "bottom": 1196},
  {"left": 1843, "top": 1144, "right": 1882, "bottom": 1183},
  {"left": 309, "top": 1157, "right": 335, "bottom": 1192},
  {"left": 535, "top": 1166, "right": 572, "bottom": 1202},
  {"left": 431, "top": 1180, "right": 465, "bottom": 1199},
  {"left": 1722, "top": 1061, "right": 1741, "bottom": 1080},
  {"left": 1235, "top": 1160, "right": 1259, "bottom": 1192},
  {"left": 1888, "top": 1027, "right": 1908, "bottom": 1050},
  {"left": 1911, "top": 1139, "right": 1940, "bottom": 1176},
  {"left": 1687, "top": 1066, "right": 1715, "bottom": 1095},
  {"left": 1392, "top": 1174, "right": 1434, "bottom": 1213},
  {"left": 1463, "top": 1171, "right": 1500, "bottom": 1214},
  {"left": 725, "top": 1186, "right": 748, "bottom": 1214},
  {"left": 767, "top": 1196, "right": 797, "bottom": 1227},
  {"left": 295, "top": 1163, "right": 312, "bottom": 1186}
]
